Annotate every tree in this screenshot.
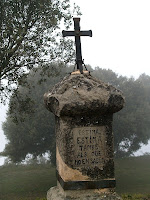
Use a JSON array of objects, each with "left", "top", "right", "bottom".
[
  {"left": 0, "top": 0, "right": 80, "bottom": 102},
  {"left": 92, "top": 67, "right": 150, "bottom": 157},
  {"left": 1, "top": 62, "right": 68, "bottom": 164},
  {"left": 1, "top": 66, "right": 150, "bottom": 164},
  {"left": 113, "top": 79, "right": 150, "bottom": 157}
]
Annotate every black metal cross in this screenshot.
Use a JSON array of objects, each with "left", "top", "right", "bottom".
[{"left": 62, "top": 18, "right": 92, "bottom": 73}]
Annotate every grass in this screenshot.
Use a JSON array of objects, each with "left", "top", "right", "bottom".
[
  {"left": 0, "top": 155, "right": 150, "bottom": 200},
  {"left": 121, "top": 193, "right": 150, "bottom": 200},
  {"left": 0, "top": 164, "right": 56, "bottom": 200},
  {"left": 115, "top": 155, "right": 150, "bottom": 194}
]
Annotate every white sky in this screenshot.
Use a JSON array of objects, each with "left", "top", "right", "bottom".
[
  {"left": 0, "top": 104, "right": 8, "bottom": 165},
  {"left": 1, "top": 0, "right": 150, "bottom": 165},
  {"left": 72, "top": 0, "right": 150, "bottom": 78}
]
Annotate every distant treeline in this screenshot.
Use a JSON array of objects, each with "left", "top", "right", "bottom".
[{"left": 1, "top": 63, "right": 150, "bottom": 164}]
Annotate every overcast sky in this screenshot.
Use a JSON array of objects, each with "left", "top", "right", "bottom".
[
  {"left": 1, "top": 0, "right": 150, "bottom": 165},
  {"left": 72, "top": 0, "right": 150, "bottom": 78}
]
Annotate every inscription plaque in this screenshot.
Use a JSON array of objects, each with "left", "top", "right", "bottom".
[{"left": 72, "top": 126, "right": 107, "bottom": 168}]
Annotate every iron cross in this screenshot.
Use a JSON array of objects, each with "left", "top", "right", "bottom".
[{"left": 62, "top": 18, "right": 92, "bottom": 73}]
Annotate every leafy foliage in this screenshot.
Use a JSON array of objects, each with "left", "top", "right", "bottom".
[
  {"left": 92, "top": 68, "right": 150, "bottom": 157},
  {"left": 0, "top": 0, "right": 81, "bottom": 102},
  {"left": 2, "top": 62, "right": 68, "bottom": 164},
  {"left": 1, "top": 65, "right": 150, "bottom": 164}
]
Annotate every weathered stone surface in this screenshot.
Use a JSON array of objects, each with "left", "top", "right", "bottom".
[
  {"left": 44, "top": 74, "right": 125, "bottom": 117},
  {"left": 47, "top": 184, "right": 122, "bottom": 200},
  {"left": 44, "top": 73, "right": 124, "bottom": 199},
  {"left": 55, "top": 115, "right": 115, "bottom": 184}
]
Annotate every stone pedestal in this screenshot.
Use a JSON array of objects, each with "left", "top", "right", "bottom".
[
  {"left": 44, "top": 74, "right": 124, "bottom": 200},
  {"left": 47, "top": 183, "right": 122, "bottom": 200}
]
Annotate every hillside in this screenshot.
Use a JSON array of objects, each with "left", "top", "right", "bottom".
[
  {"left": 0, "top": 155, "right": 150, "bottom": 200},
  {"left": 115, "top": 155, "right": 150, "bottom": 194}
]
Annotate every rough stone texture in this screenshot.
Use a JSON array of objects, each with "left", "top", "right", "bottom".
[
  {"left": 47, "top": 184, "right": 122, "bottom": 200},
  {"left": 44, "top": 74, "right": 124, "bottom": 117},
  {"left": 55, "top": 115, "right": 115, "bottom": 183},
  {"left": 44, "top": 73, "right": 124, "bottom": 199}
]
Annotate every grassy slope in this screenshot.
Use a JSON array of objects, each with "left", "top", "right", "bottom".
[
  {"left": 0, "top": 156, "right": 150, "bottom": 200},
  {"left": 0, "top": 164, "right": 56, "bottom": 200},
  {"left": 115, "top": 155, "right": 150, "bottom": 194}
]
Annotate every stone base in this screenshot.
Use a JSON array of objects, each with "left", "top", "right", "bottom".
[{"left": 47, "top": 185, "right": 122, "bottom": 200}]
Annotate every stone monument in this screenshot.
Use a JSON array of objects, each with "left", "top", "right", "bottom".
[
  {"left": 44, "top": 18, "right": 125, "bottom": 200},
  {"left": 44, "top": 73, "right": 124, "bottom": 200}
]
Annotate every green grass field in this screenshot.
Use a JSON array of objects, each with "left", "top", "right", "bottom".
[
  {"left": 115, "top": 156, "right": 150, "bottom": 194},
  {"left": 0, "top": 155, "right": 150, "bottom": 200},
  {"left": 0, "top": 164, "right": 56, "bottom": 200}
]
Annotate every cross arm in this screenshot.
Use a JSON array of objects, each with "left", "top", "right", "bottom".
[
  {"left": 62, "top": 30, "right": 92, "bottom": 37},
  {"left": 80, "top": 30, "right": 92, "bottom": 37},
  {"left": 62, "top": 31, "right": 75, "bottom": 37}
]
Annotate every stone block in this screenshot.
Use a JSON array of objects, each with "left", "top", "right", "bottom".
[{"left": 44, "top": 73, "right": 124, "bottom": 199}]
